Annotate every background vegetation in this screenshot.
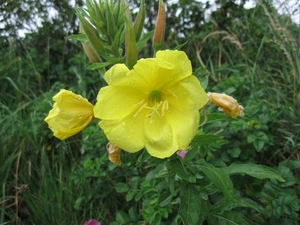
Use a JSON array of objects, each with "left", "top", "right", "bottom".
[{"left": 1, "top": 0, "right": 299, "bottom": 224}]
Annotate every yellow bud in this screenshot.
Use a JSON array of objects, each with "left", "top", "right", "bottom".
[
  {"left": 207, "top": 92, "right": 244, "bottom": 118},
  {"left": 45, "top": 89, "right": 94, "bottom": 140}
]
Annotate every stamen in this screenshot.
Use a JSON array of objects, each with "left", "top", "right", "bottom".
[
  {"left": 132, "top": 99, "right": 145, "bottom": 108},
  {"left": 167, "top": 89, "right": 178, "bottom": 98},
  {"left": 144, "top": 101, "right": 165, "bottom": 123},
  {"left": 134, "top": 102, "right": 148, "bottom": 117},
  {"left": 161, "top": 100, "right": 169, "bottom": 117}
]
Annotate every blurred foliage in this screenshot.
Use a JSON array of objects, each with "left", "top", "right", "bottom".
[{"left": 0, "top": 0, "right": 299, "bottom": 224}]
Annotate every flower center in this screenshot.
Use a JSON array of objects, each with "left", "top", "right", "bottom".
[
  {"left": 132, "top": 89, "right": 169, "bottom": 123},
  {"left": 148, "top": 89, "right": 162, "bottom": 103}
]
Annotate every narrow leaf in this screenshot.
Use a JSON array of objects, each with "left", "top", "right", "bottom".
[
  {"left": 179, "top": 185, "right": 201, "bottom": 225},
  {"left": 223, "top": 163, "right": 285, "bottom": 182},
  {"left": 199, "top": 161, "right": 237, "bottom": 202},
  {"left": 215, "top": 211, "right": 258, "bottom": 225}
]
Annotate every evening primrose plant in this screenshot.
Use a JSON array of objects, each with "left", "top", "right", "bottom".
[{"left": 44, "top": 0, "right": 285, "bottom": 224}]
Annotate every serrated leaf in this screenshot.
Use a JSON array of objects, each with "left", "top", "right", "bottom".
[
  {"left": 179, "top": 185, "right": 201, "bottom": 225},
  {"left": 223, "top": 163, "right": 285, "bottom": 182}
]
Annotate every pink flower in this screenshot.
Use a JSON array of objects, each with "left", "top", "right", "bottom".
[
  {"left": 86, "top": 219, "right": 101, "bottom": 225},
  {"left": 177, "top": 150, "right": 187, "bottom": 159}
]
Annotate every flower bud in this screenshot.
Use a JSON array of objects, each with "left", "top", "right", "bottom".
[
  {"left": 45, "top": 89, "right": 94, "bottom": 140},
  {"left": 125, "top": 16, "right": 137, "bottom": 69},
  {"left": 106, "top": 142, "right": 121, "bottom": 165},
  {"left": 153, "top": 0, "right": 165, "bottom": 53},
  {"left": 207, "top": 92, "right": 244, "bottom": 118},
  {"left": 82, "top": 42, "right": 102, "bottom": 63}
]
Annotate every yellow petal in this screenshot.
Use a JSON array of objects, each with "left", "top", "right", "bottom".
[
  {"left": 144, "top": 101, "right": 200, "bottom": 158},
  {"left": 156, "top": 50, "right": 193, "bottom": 84},
  {"left": 94, "top": 86, "right": 145, "bottom": 120},
  {"left": 167, "top": 75, "right": 208, "bottom": 112},
  {"left": 44, "top": 89, "right": 94, "bottom": 140},
  {"left": 99, "top": 109, "right": 147, "bottom": 152},
  {"left": 104, "top": 64, "right": 130, "bottom": 85}
]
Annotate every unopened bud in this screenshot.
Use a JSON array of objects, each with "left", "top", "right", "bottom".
[
  {"left": 207, "top": 92, "right": 244, "bottom": 118},
  {"left": 153, "top": 0, "right": 165, "bottom": 53},
  {"left": 106, "top": 142, "right": 122, "bottom": 165},
  {"left": 125, "top": 16, "right": 137, "bottom": 69}
]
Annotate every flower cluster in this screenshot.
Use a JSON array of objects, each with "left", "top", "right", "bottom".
[
  {"left": 45, "top": 50, "right": 209, "bottom": 159},
  {"left": 44, "top": 0, "right": 244, "bottom": 162}
]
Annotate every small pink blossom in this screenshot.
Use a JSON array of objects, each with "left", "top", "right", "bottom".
[
  {"left": 86, "top": 219, "right": 101, "bottom": 225},
  {"left": 176, "top": 150, "right": 187, "bottom": 159}
]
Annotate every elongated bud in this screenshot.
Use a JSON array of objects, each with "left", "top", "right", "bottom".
[
  {"left": 125, "top": 16, "right": 137, "bottom": 69},
  {"left": 106, "top": 142, "right": 121, "bottom": 165},
  {"left": 153, "top": 0, "right": 165, "bottom": 53},
  {"left": 133, "top": 0, "right": 145, "bottom": 41},
  {"left": 207, "top": 92, "right": 244, "bottom": 118},
  {"left": 82, "top": 43, "right": 102, "bottom": 63}
]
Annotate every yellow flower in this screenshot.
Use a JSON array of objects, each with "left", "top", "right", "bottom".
[
  {"left": 45, "top": 89, "right": 94, "bottom": 140},
  {"left": 93, "top": 50, "right": 208, "bottom": 158},
  {"left": 207, "top": 92, "right": 244, "bottom": 118}
]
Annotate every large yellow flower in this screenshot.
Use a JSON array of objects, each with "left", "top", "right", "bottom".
[
  {"left": 45, "top": 89, "right": 94, "bottom": 140},
  {"left": 93, "top": 50, "right": 208, "bottom": 158}
]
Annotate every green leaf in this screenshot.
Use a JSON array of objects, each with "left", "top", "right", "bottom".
[
  {"left": 246, "top": 134, "right": 257, "bottom": 143},
  {"left": 227, "top": 147, "right": 241, "bottom": 158},
  {"left": 116, "top": 211, "right": 131, "bottom": 224},
  {"left": 212, "top": 197, "right": 262, "bottom": 213},
  {"left": 254, "top": 139, "right": 265, "bottom": 151},
  {"left": 200, "top": 113, "right": 233, "bottom": 124},
  {"left": 179, "top": 185, "right": 201, "bottom": 225},
  {"left": 223, "top": 163, "right": 285, "bottom": 182},
  {"left": 66, "top": 33, "right": 88, "bottom": 42},
  {"left": 87, "top": 62, "right": 112, "bottom": 70},
  {"left": 198, "top": 161, "right": 237, "bottom": 202},
  {"left": 136, "top": 30, "right": 154, "bottom": 53},
  {"left": 115, "top": 182, "right": 129, "bottom": 193},
  {"left": 169, "top": 159, "right": 196, "bottom": 183},
  {"left": 191, "top": 134, "right": 222, "bottom": 146},
  {"left": 126, "top": 190, "right": 137, "bottom": 201},
  {"left": 215, "top": 210, "right": 258, "bottom": 225},
  {"left": 174, "top": 41, "right": 188, "bottom": 50},
  {"left": 128, "top": 206, "right": 139, "bottom": 221}
]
